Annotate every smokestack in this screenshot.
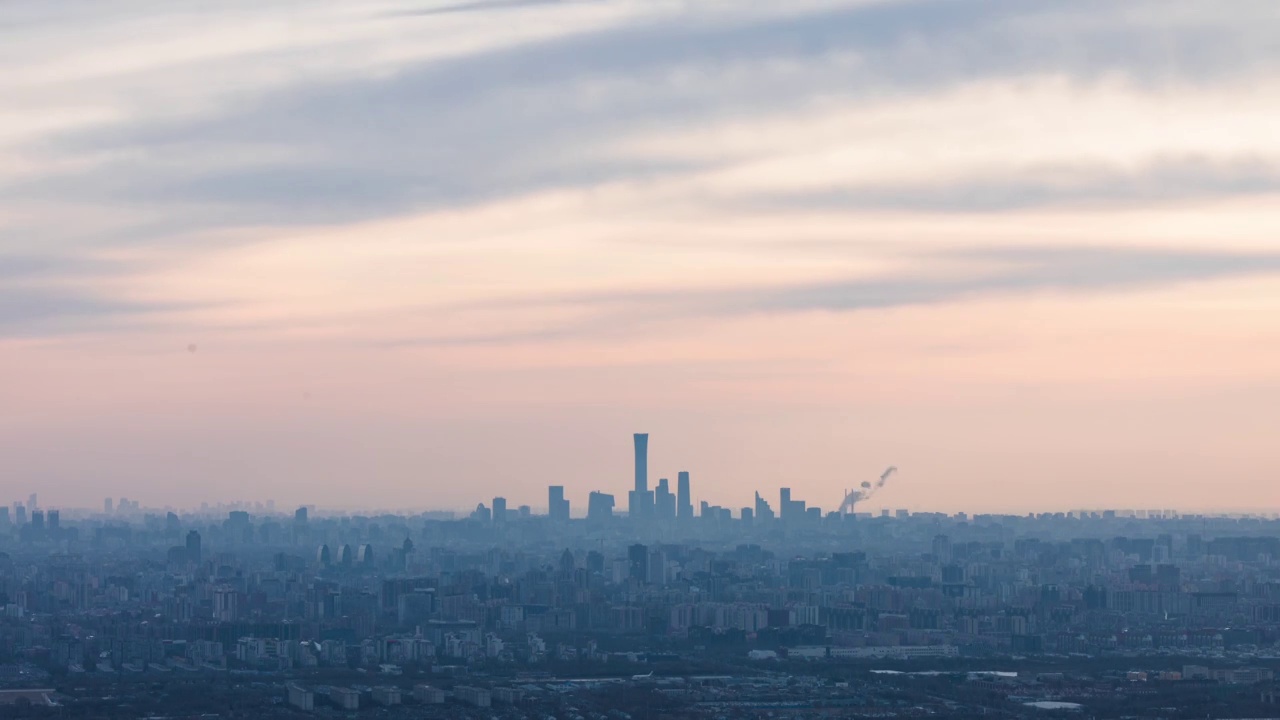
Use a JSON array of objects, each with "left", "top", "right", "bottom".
[{"left": 839, "top": 467, "right": 898, "bottom": 516}]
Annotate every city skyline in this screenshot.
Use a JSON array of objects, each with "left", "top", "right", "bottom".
[
  {"left": 6, "top": 429, "right": 1280, "bottom": 519},
  {"left": 6, "top": 463, "right": 1280, "bottom": 719},
  {"left": 5, "top": 2, "right": 1280, "bottom": 717},
  {"left": 4, "top": 0, "right": 1280, "bottom": 513}
]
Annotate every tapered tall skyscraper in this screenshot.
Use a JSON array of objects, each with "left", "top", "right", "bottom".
[
  {"left": 634, "top": 433, "right": 649, "bottom": 495},
  {"left": 630, "top": 433, "right": 652, "bottom": 519}
]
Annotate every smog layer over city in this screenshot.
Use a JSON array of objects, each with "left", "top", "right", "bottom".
[{"left": 3, "top": 1, "right": 1280, "bottom": 718}]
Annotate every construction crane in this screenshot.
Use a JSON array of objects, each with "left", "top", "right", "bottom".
[{"left": 838, "top": 466, "right": 897, "bottom": 516}]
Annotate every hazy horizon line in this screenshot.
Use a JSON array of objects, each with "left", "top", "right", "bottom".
[{"left": 23, "top": 501, "right": 1280, "bottom": 519}]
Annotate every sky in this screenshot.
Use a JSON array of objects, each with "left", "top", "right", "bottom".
[{"left": 2, "top": 0, "right": 1279, "bottom": 514}]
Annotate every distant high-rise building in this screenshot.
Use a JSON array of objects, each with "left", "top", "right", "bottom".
[
  {"left": 628, "top": 489, "right": 653, "bottom": 520},
  {"left": 1186, "top": 533, "right": 1204, "bottom": 558},
  {"left": 1128, "top": 564, "right": 1154, "bottom": 585},
  {"left": 104, "top": 498, "right": 113, "bottom": 514},
  {"left": 0, "top": 506, "right": 8, "bottom": 526},
  {"left": 518, "top": 505, "right": 531, "bottom": 518},
  {"left": 186, "top": 530, "right": 202, "bottom": 564},
  {"left": 213, "top": 587, "right": 237, "bottom": 622},
  {"left": 14, "top": 503, "right": 25, "bottom": 526},
  {"left": 647, "top": 548, "right": 667, "bottom": 586},
  {"left": 754, "top": 492, "right": 775, "bottom": 521},
  {"left": 631, "top": 433, "right": 651, "bottom": 519},
  {"left": 932, "top": 534, "right": 952, "bottom": 563},
  {"left": 47, "top": 510, "right": 59, "bottom": 531},
  {"left": 492, "top": 497, "right": 507, "bottom": 523},
  {"left": 677, "top": 471, "right": 693, "bottom": 519},
  {"left": 27, "top": 493, "right": 36, "bottom": 511},
  {"left": 30, "top": 510, "right": 44, "bottom": 532},
  {"left": 654, "top": 478, "right": 676, "bottom": 521},
  {"left": 633, "top": 433, "right": 649, "bottom": 495},
  {"left": 294, "top": 506, "right": 308, "bottom": 524},
  {"left": 1152, "top": 542, "right": 1171, "bottom": 564},
  {"left": 548, "top": 486, "right": 570, "bottom": 522},
  {"left": 587, "top": 492, "right": 615, "bottom": 522},
  {"left": 227, "top": 510, "right": 252, "bottom": 543},
  {"left": 776, "top": 485, "right": 807, "bottom": 521},
  {"left": 628, "top": 543, "right": 648, "bottom": 583},
  {"left": 586, "top": 550, "right": 605, "bottom": 573}
]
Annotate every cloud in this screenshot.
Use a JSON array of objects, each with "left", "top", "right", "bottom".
[
  {"left": 17, "top": 0, "right": 1280, "bottom": 239},
  {"left": 0, "top": 253, "right": 90, "bottom": 281},
  {"left": 409, "top": 246, "right": 1280, "bottom": 346},
  {"left": 0, "top": 252, "right": 191, "bottom": 338},
  {"left": 5, "top": 0, "right": 1280, "bottom": 344},
  {"left": 388, "top": 0, "right": 590, "bottom": 17},
  {"left": 770, "top": 245, "right": 1280, "bottom": 310},
  {"left": 375, "top": 326, "right": 590, "bottom": 348},
  {"left": 12, "top": 156, "right": 701, "bottom": 236},
  {"left": 4, "top": 2, "right": 1280, "bottom": 512},
  {"left": 729, "top": 156, "right": 1280, "bottom": 214},
  {"left": 675, "top": 247, "right": 1280, "bottom": 316},
  {"left": 0, "top": 287, "right": 154, "bottom": 337}
]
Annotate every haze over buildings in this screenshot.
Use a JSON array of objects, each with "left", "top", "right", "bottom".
[
  {"left": 2, "top": 0, "right": 1280, "bottom": 513},
  {"left": 4, "top": 438, "right": 1280, "bottom": 718},
  {"left": 4, "top": 2, "right": 1280, "bottom": 717}
]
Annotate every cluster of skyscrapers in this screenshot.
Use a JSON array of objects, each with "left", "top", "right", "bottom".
[
  {"left": 624, "top": 433, "right": 694, "bottom": 522},
  {"left": 473, "top": 433, "right": 703, "bottom": 525},
  {"left": 0, "top": 494, "right": 66, "bottom": 542},
  {"left": 465, "top": 432, "right": 866, "bottom": 527},
  {"left": 568, "top": 432, "right": 698, "bottom": 523},
  {"left": 540, "top": 432, "right": 844, "bottom": 524}
]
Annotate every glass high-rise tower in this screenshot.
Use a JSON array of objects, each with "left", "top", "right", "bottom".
[{"left": 630, "top": 433, "right": 653, "bottom": 518}]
